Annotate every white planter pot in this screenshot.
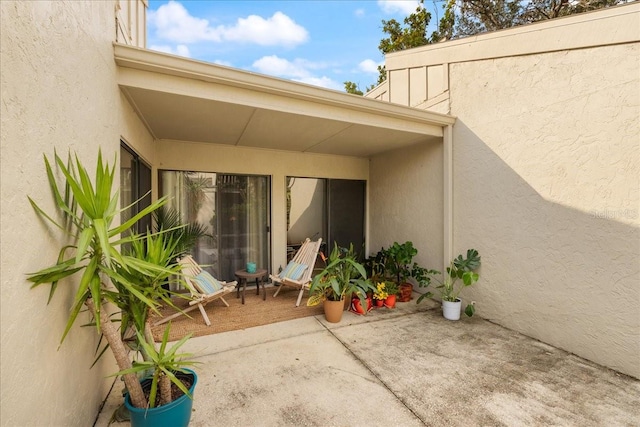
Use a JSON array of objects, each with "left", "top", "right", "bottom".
[{"left": 442, "top": 299, "right": 462, "bottom": 321}]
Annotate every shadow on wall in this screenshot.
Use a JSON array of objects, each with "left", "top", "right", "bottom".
[{"left": 452, "top": 120, "right": 639, "bottom": 379}]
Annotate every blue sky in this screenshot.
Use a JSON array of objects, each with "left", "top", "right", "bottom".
[{"left": 147, "top": 1, "right": 440, "bottom": 92}]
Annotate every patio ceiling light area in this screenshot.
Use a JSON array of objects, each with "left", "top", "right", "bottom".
[{"left": 115, "top": 44, "right": 455, "bottom": 158}]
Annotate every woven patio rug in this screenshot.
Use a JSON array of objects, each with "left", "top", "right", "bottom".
[{"left": 150, "top": 285, "right": 324, "bottom": 342}]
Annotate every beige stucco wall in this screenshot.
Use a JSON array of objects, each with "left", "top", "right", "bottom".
[
  {"left": 449, "top": 42, "right": 640, "bottom": 379},
  {"left": 1, "top": 1, "right": 154, "bottom": 426},
  {"left": 369, "top": 142, "right": 445, "bottom": 272},
  {"left": 155, "top": 139, "right": 369, "bottom": 275},
  {"left": 288, "top": 178, "right": 325, "bottom": 244},
  {"left": 380, "top": 4, "right": 640, "bottom": 378}
]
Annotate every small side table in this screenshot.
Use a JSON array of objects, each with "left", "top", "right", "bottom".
[{"left": 234, "top": 269, "right": 268, "bottom": 304}]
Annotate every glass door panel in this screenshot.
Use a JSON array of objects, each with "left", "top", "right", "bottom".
[
  {"left": 160, "top": 171, "right": 270, "bottom": 282},
  {"left": 286, "top": 177, "right": 366, "bottom": 262}
]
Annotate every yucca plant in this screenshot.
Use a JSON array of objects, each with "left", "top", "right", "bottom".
[
  {"left": 26, "top": 150, "right": 185, "bottom": 409},
  {"left": 111, "top": 232, "right": 184, "bottom": 352},
  {"left": 115, "top": 324, "right": 198, "bottom": 408}
]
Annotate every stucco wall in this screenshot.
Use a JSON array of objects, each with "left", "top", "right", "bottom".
[
  {"left": 288, "top": 178, "right": 325, "bottom": 245},
  {"left": 369, "top": 142, "right": 444, "bottom": 273},
  {"left": 1, "top": 1, "right": 154, "bottom": 426},
  {"left": 377, "top": 3, "right": 640, "bottom": 380},
  {"left": 448, "top": 42, "right": 639, "bottom": 379}
]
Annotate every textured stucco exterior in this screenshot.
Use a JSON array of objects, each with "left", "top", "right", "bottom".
[
  {"left": 449, "top": 42, "right": 639, "bottom": 379},
  {"left": 369, "top": 142, "right": 445, "bottom": 271},
  {"left": 1, "top": 1, "right": 153, "bottom": 426},
  {"left": 379, "top": 4, "right": 640, "bottom": 378}
]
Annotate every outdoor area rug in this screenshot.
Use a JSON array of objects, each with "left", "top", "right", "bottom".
[{"left": 150, "top": 285, "right": 324, "bottom": 341}]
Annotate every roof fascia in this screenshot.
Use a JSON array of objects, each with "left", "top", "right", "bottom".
[{"left": 114, "top": 43, "right": 456, "bottom": 130}]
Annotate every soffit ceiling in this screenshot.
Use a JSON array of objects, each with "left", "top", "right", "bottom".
[{"left": 115, "top": 45, "right": 455, "bottom": 158}]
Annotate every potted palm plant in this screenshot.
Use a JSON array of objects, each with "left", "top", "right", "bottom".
[
  {"left": 307, "top": 243, "right": 375, "bottom": 322},
  {"left": 417, "top": 249, "right": 481, "bottom": 320},
  {"left": 26, "top": 150, "right": 199, "bottom": 426}
]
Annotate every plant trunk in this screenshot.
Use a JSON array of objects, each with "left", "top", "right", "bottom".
[
  {"left": 159, "top": 373, "right": 172, "bottom": 406},
  {"left": 144, "top": 318, "right": 155, "bottom": 349},
  {"left": 85, "top": 298, "right": 147, "bottom": 409}
]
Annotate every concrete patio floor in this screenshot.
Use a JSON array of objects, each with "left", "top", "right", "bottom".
[{"left": 96, "top": 296, "right": 640, "bottom": 426}]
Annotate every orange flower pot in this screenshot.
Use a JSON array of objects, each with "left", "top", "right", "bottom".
[{"left": 384, "top": 294, "right": 397, "bottom": 308}]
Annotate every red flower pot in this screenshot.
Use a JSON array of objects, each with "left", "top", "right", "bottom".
[
  {"left": 384, "top": 294, "right": 397, "bottom": 308},
  {"left": 374, "top": 299, "right": 385, "bottom": 307},
  {"left": 350, "top": 297, "right": 373, "bottom": 315}
]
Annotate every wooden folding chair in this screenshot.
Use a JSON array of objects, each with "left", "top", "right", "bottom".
[
  {"left": 153, "top": 255, "right": 237, "bottom": 327},
  {"left": 271, "top": 238, "right": 323, "bottom": 307}
]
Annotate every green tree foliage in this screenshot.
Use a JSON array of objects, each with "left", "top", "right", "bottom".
[
  {"left": 344, "top": 81, "right": 364, "bottom": 95},
  {"left": 434, "top": 0, "right": 629, "bottom": 40},
  {"left": 378, "top": 2, "right": 431, "bottom": 54},
  {"left": 344, "top": 81, "right": 376, "bottom": 95},
  {"left": 344, "top": 0, "right": 627, "bottom": 93},
  {"left": 376, "top": 0, "right": 433, "bottom": 85},
  {"left": 345, "top": 0, "right": 433, "bottom": 92}
]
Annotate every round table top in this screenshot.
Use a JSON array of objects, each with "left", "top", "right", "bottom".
[{"left": 235, "top": 268, "right": 268, "bottom": 279}]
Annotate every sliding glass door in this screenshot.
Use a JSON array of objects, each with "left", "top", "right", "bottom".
[
  {"left": 120, "top": 143, "right": 151, "bottom": 235},
  {"left": 287, "top": 177, "right": 366, "bottom": 260},
  {"left": 160, "top": 171, "right": 270, "bottom": 281}
]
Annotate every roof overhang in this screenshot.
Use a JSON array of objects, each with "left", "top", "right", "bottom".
[{"left": 114, "top": 44, "right": 456, "bottom": 158}]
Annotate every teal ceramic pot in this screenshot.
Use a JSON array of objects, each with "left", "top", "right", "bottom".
[
  {"left": 246, "top": 262, "right": 257, "bottom": 273},
  {"left": 125, "top": 369, "right": 197, "bottom": 427}
]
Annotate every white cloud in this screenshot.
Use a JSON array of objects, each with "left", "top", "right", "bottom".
[
  {"left": 252, "top": 55, "right": 340, "bottom": 90},
  {"left": 377, "top": 0, "right": 421, "bottom": 15},
  {"left": 148, "top": 1, "right": 308, "bottom": 47},
  {"left": 358, "top": 59, "right": 381, "bottom": 73},
  {"left": 149, "top": 44, "right": 191, "bottom": 57},
  {"left": 252, "top": 55, "right": 310, "bottom": 78},
  {"left": 293, "top": 76, "right": 342, "bottom": 91},
  {"left": 148, "top": 1, "right": 220, "bottom": 43},
  {"left": 175, "top": 44, "right": 191, "bottom": 57},
  {"left": 213, "top": 59, "right": 233, "bottom": 67},
  {"left": 354, "top": 8, "right": 365, "bottom": 17},
  {"left": 223, "top": 12, "right": 308, "bottom": 47}
]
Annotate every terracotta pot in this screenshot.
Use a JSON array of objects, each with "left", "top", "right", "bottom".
[
  {"left": 350, "top": 297, "right": 366, "bottom": 315},
  {"left": 350, "top": 297, "right": 372, "bottom": 315},
  {"left": 374, "top": 299, "right": 384, "bottom": 307},
  {"left": 384, "top": 294, "right": 397, "bottom": 308},
  {"left": 324, "top": 298, "right": 345, "bottom": 323},
  {"left": 398, "top": 283, "right": 413, "bottom": 302}
]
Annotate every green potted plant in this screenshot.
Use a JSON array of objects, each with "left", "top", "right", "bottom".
[
  {"left": 26, "top": 151, "right": 199, "bottom": 426},
  {"left": 385, "top": 241, "right": 435, "bottom": 302},
  {"left": 363, "top": 248, "right": 388, "bottom": 283},
  {"left": 417, "top": 249, "right": 481, "bottom": 320},
  {"left": 372, "top": 281, "right": 389, "bottom": 307},
  {"left": 382, "top": 280, "right": 399, "bottom": 308},
  {"left": 120, "top": 324, "right": 199, "bottom": 427},
  {"left": 307, "top": 243, "right": 375, "bottom": 322}
]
